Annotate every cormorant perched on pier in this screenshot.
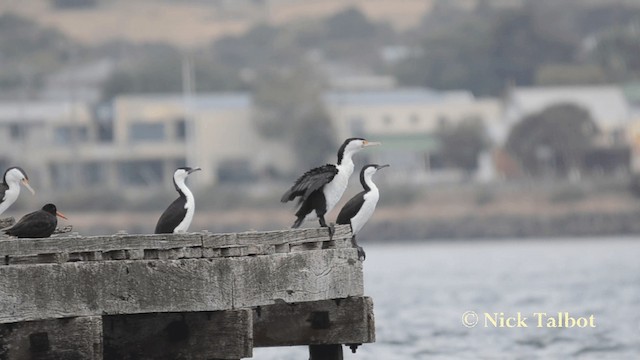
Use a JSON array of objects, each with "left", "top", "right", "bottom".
[
  {"left": 155, "top": 167, "right": 201, "bottom": 234},
  {"left": 3, "top": 203, "right": 67, "bottom": 238},
  {"left": 336, "top": 164, "right": 389, "bottom": 260},
  {"left": 0, "top": 167, "right": 35, "bottom": 216},
  {"left": 281, "top": 138, "right": 380, "bottom": 235}
]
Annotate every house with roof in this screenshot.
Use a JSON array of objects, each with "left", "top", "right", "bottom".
[
  {"left": 324, "top": 88, "right": 502, "bottom": 182},
  {"left": 502, "top": 86, "right": 632, "bottom": 146},
  {"left": 111, "top": 93, "right": 293, "bottom": 190},
  {"left": 0, "top": 93, "right": 295, "bottom": 196},
  {"left": 0, "top": 100, "right": 98, "bottom": 191},
  {"left": 502, "top": 86, "right": 634, "bottom": 176}
]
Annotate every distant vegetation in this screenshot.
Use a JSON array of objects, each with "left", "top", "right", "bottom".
[
  {"left": 506, "top": 103, "right": 599, "bottom": 177},
  {"left": 0, "top": 13, "right": 83, "bottom": 95},
  {"left": 3, "top": 2, "right": 640, "bottom": 100},
  {"left": 395, "top": 1, "right": 640, "bottom": 95}
]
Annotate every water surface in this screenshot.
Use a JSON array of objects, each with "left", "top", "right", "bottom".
[{"left": 255, "top": 238, "right": 640, "bottom": 359}]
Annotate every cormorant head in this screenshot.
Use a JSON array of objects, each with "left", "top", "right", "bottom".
[
  {"left": 338, "top": 138, "right": 381, "bottom": 164},
  {"left": 361, "top": 164, "right": 389, "bottom": 179},
  {"left": 3, "top": 167, "right": 35, "bottom": 195},
  {"left": 173, "top": 167, "right": 201, "bottom": 184},
  {"left": 42, "top": 203, "right": 68, "bottom": 220}
]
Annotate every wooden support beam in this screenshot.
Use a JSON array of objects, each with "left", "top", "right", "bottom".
[
  {"left": 309, "top": 344, "right": 343, "bottom": 360},
  {"left": 103, "top": 309, "right": 252, "bottom": 360},
  {"left": 253, "top": 297, "right": 375, "bottom": 347},
  {"left": 0, "top": 316, "right": 102, "bottom": 359},
  {"left": 0, "top": 249, "right": 363, "bottom": 324}
]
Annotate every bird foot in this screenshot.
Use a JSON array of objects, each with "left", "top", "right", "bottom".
[
  {"left": 351, "top": 236, "right": 365, "bottom": 261},
  {"left": 327, "top": 223, "right": 335, "bottom": 241}
]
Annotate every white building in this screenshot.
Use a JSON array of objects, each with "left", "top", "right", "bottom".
[
  {"left": 325, "top": 88, "right": 502, "bottom": 182},
  {"left": 0, "top": 93, "right": 294, "bottom": 196}
]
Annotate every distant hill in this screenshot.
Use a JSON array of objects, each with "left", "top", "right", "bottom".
[{"left": 0, "top": 0, "right": 433, "bottom": 47}]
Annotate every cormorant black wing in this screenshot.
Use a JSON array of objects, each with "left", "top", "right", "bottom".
[
  {"left": 281, "top": 164, "right": 338, "bottom": 203},
  {"left": 0, "top": 183, "right": 8, "bottom": 202},
  {"left": 336, "top": 191, "right": 366, "bottom": 225},
  {"left": 4, "top": 211, "right": 56, "bottom": 238},
  {"left": 155, "top": 197, "right": 187, "bottom": 234}
]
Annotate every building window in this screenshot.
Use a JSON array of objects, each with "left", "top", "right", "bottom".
[
  {"left": 117, "top": 160, "right": 164, "bottom": 186},
  {"left": 410, "top": 114, "right": 420, "bottom": 125},
  {"left": 217, "top": 159, "right": 255, "bottom": 183},
  {"left": 9, "top": 124, "right": 26, "bottom": 140},
  {"left": 95, "top": 105, "right": 114, "bottom": 142},
  {"left": 175, "top": 118, "right": 187, "bottom": 141},
  {"left": 129, "top": 122, "right": 165, "bottom": 142},
  {"left": 82, "top": 162, "right": 106, "bottom": 186},
  {"left": 383, "top": 115, "right": 392, "bottom": 125},
  {"left": 49, "top": 163, "right": 75, "bottom": 190},
  {"left": 54, "top": 126, "right": 89, "bottom": 144}
]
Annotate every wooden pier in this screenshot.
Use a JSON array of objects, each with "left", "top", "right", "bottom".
[{"left": 0, "top": 225, "right": 374, "bottom": 359}]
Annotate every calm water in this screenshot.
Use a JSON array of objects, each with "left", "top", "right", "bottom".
[{"left": 255, "top": 238, "right": 640, "bottom": 359}]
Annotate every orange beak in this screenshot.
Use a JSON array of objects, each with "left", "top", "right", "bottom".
[{"left": 56, "top": 211, "right": 68, "bottom": 220}]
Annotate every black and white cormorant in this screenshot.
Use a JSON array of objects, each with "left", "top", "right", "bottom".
[
  {"left": 3, "top": 203, "right": 67, "bottom": 238},
  {"left": 0, "top": 167, "right": 35, "bottom": 216},
  {"left": 336, "top": 164, "right": 389, "bottom": 260},
  {"left": 281, "top": 138, "right": 380, "bottom": 234},
  {"left": 155, "top": 167, "right": 201, "bottom": 234}
]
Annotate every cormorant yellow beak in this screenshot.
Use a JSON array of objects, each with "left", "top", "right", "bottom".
[{"left": 21, "top": 179, "right": 35, "bottom": 195}]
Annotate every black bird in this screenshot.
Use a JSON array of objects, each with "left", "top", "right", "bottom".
[
  {"left": 155, "top": 167, "right": 201, "bottom": 234},
  {"left": 281, "top": 138, "right": 380, "bottom": 235},
  {"left": 3, "top": 203, "right": 67, "bottom": 238},
  {"left": 336, "top": 164, "right": 389, "bottom": 260},
  {"left": 0, "top": 167, "right": 35, "bottom": 216}
]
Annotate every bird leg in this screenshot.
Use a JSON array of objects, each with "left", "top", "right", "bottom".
[
  {"left": 292, "top": 216, "right": 304, "bottom": 229},
  {"left": 318, "top": 216, "right": 334, "bottom": 240},
  {"left": 351, "top": 235, "right": 366, "bottom": 261}
]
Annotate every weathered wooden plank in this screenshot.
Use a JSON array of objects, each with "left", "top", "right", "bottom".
[
  {"left": 0, "top": 227, "right": 354, "bottom": 261},
  {"left": 103, "top": 310, "right": 252, "bottom": 360},
  {"left": 253, "top": 297, "right": 375, "bottom": 347},
  {"left": 201, "top": 233, "right": 238, "bottom": 248},
  {"left": 202, "top": 226, "right": 351, "bottom": 248},
  {"left": 0, "top": 217, "right": 15, "bottom": 229},
  {"left": 0, "top": 233, "right": 203, "bottom": 258},
  {"left": 231, "top": 249, "right": 363, "bottom": 308},
  {"left": 0, "top": 316, "right": 103, "bottom": 360},
  {"left": 0, "top": 249, "right": 362, "bottom": 324}
]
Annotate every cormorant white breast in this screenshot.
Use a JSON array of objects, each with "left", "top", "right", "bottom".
[
  {"left": 0, "top": 167, "right": 35, "bottom": 216},
  {"left": 281, "top": 138, "right": 380, "bottom": 234},
  {"left": 336, "top": 164, "right": 389, "bottom": 260},
  {"left": 155, "top": 167, "right": 201, "bottom": 234},
  {"left": 3, "top": 203, "right": 67, "bottom": 238}
]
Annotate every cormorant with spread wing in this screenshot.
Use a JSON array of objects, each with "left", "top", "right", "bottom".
[{"left": 281, "top": 138, "right": 380, "bottom": 235}]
